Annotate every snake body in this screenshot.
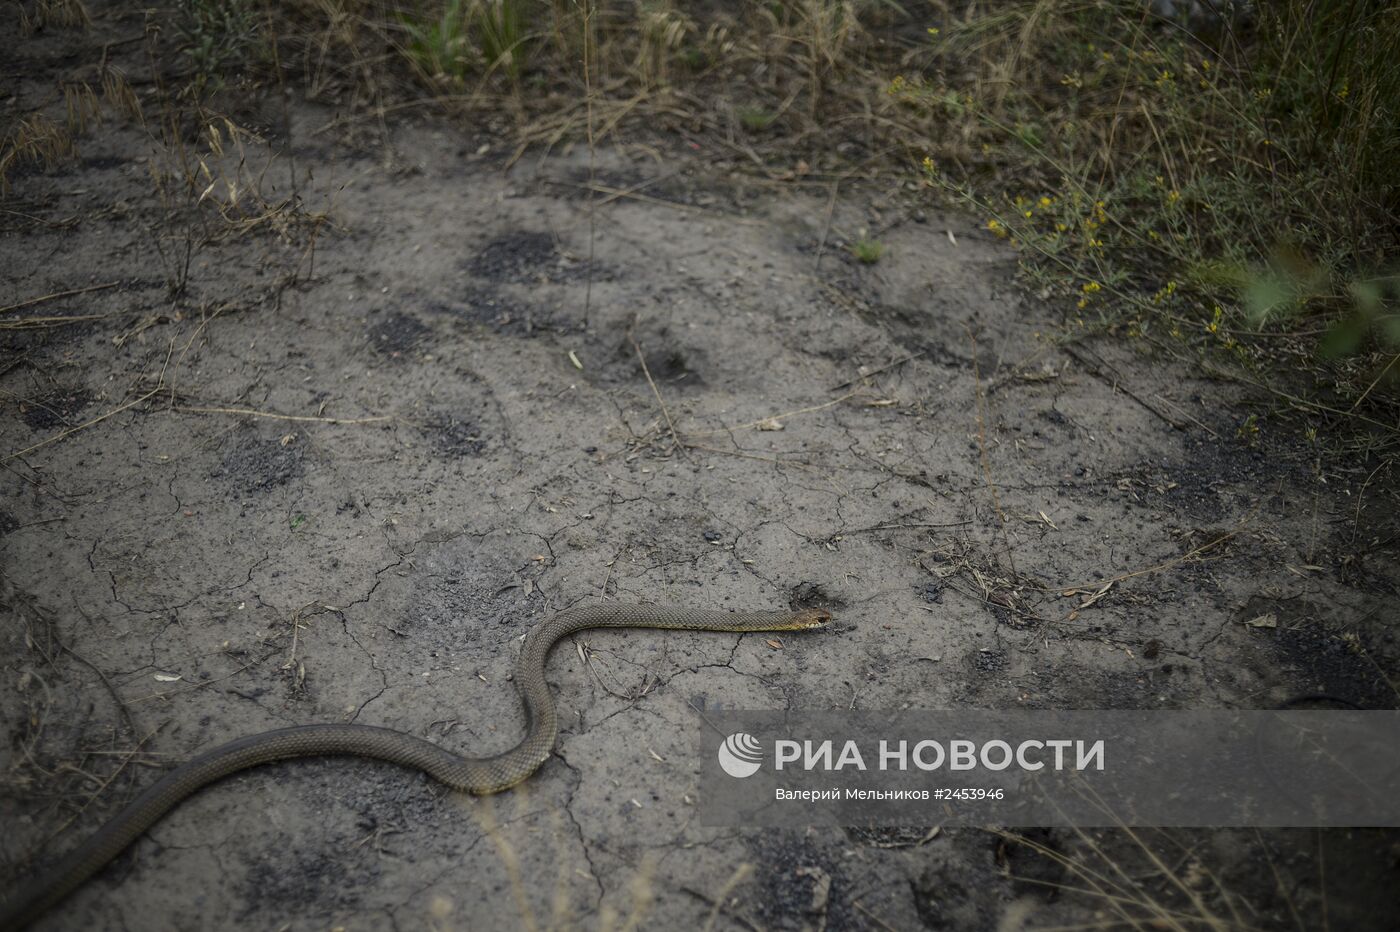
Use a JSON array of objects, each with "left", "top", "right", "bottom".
[{"left": 1, "top": 602, "right": 829, "bottom": 929}]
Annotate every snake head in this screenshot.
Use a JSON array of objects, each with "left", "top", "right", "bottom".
[{"left": 790, "top": 608, "right": 833, "bottom": 630}]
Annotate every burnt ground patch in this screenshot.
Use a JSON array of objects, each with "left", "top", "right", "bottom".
[
  {"left": 968, "top": 645, "right": 1008, "bottom": 673},
  {"left": 427, "top": 286, "right": 562, "bottom": 337},
  {"left": 367, "top": 311, "right": 433, "bottom": 356},
  {"left": 1332, "top": 495, "right": 1400, "bottom": 597},
  {"left": 1228, "top": 593, "right": 1399, "bottom": 709},
  {"left": 395, "top": 559, "right": 542, "bottom": 654},
  {"left": 1336, "top": 544, "right": 1400, "bottom": 598},
  {"left": 577, "top": 326, "right": 707, "bottom": 392},
  {"left": 239, "top": 851, "right": 372, "bottom": 918},
  {"left": 910, "top": 864, "right": 977, "bottom": 930},
  {"left": 788, "top": 581, "right": 845, "bottom": 613},
  {"left": 1262, "top": 604, "right": 1398, "bottom": 709},
  {"left": 1107, "top": 430, "right": 1314, "bottom": 522},
  {"left": 908, "top": 830, "right": 1013, "bottom": 930},
  {"left": 844, "top": 825, "right": 941, "bottom": 848},
  {"left": 235, "top": 790, "right": 381, "bottom": 920},
  {"left": 996, "top": 828, "right": 1070, "bottom": 904},
  {"left": 18, "top": 387, "right": 92, "bottom": 431},
  {"left": 423, "top": 413, "right": 487, "bottom": 457},
  {"left": 212, "top": 433, "right": 305, "bottom": 493},
  {"left": 634, "top": 343, "right": 704, "bottom": 390},
  {"left": 745, "top": 833, "right": 855, "bottom": 931},
  {"left": 466, "top": 230, "right": 585, "bottom": 284}
]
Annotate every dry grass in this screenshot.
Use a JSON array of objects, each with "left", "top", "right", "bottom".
[
  {"left": 992, "top": 821, "right": 1353, "bottom": 932},
  {"left": 0, "top": 115, "right": 76, "bottom": 197},
  {"left": 135, "top": 0, "right": 1389, "bottom": 442},
  {"left": 902, "top": 1, "right": 1400, "bottom": 436},
  {"left": 17, "top": 0, "right": 92, "bottom": 34},
  {"left": 0, "top": 60, "right": 145, "bottom": 194}
]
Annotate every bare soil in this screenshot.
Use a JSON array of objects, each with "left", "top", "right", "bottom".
[{"left": 3, "top": 13, "right": 1399, "bottom": 932}]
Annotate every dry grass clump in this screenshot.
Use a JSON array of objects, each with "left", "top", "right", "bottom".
[
  {"left": 0, "top": 63, "right": 145, "bottom": 194},
  {"left": 17, "top": 0, "right": 91, "bottom": 34},
  {"left": 0, "top": 116, "right": 75, "bottom": 197},
  {"left": 2, "top": 13, "right": 326, "bottom": 298}
]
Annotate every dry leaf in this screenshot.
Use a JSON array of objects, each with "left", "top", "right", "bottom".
[
  {"left": 1077, "top": 581, "right": 1113, "bottom": 609},
  {"left": 1245, "top": 613, "right": 1277, "bottom": 629},
  {"left": 765, "top": 638, "right": 783, "bottom": 649}
]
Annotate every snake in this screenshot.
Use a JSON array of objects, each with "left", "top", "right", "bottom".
[{"left": 0, "top": 602, "right": 830, "bottom": 929}]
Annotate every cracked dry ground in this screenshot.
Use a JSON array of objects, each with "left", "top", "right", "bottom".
[{"left": 3, "top": 112, "right": 1400, "bottom": 929}]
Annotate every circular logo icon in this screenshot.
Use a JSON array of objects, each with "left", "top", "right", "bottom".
[{"left": 718, "top": 732, "right": 763, "bottom": 778}]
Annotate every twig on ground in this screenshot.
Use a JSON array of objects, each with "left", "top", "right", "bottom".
[
  {"left": 50, "top": 726, "right": 165, "bottom": 838},
  {"left": 967, "top": 325, "right": 1017, "bottom": 576},
  {"left": 126, "top": 655, "right": 270, "bottom": 704},
  {"left": 1201, "top": 362, "right": 1399, "bottom": 436},
  {"left": 1030, "top": 526, "right": 1244, "bottom": 597},
  {"left": 680, "top": 442, "right": 823, "bottom": 473},
  {"left": 829, "top": 352, "right": 923, "bottom": 392},
  {"left": 172, "top": 406, "right": 391, "bottom": 424},
  {"left": 3, "top": 388, "right": 161, "bottom": 463},
  {"left": 1347, "top": 352, "right": 1400, "bottom": 414},
  {"left": 580, "top": 5, "right": 597, "bottom": 332},
  {"left": 0, "top": 313, "right": 111, "bottom": 330},
  {"left": 701, "top": 863, "right": 756, "bottom": 932},
  {"left": 684, "top": 391, "right": 861, "bottom": 437},
  {"left": 0, "top": 281, "right": 121, "bottom": 315},
  {"left": 1063, "top": 345, "right": 1185, "bottom": 431},
  {"left": 1152, "top": 393, "right": 1221, "bottom": 438},
  {"left": 1351, "top": 457, "right": 1392, "bottom": 543},
  {"left": 548, "top": 180, "right": 740, "bottom": 220},
  {"left": 629, "top": 334, "right": 684, "bottom": 454}
]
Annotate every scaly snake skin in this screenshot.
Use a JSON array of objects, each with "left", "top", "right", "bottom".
[{"left": 1, "top": 602, "right": 829, "bottom": 929}]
